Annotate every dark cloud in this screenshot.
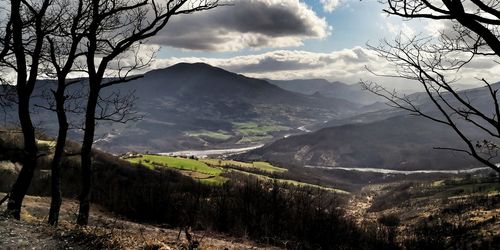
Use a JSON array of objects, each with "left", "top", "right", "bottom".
[{"left": 150, "top": 0, "right": 329, "bottom": 51}]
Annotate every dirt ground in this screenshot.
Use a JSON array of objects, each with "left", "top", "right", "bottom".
[{"left": 0, "top": 193, "right": 280, "bottom": 250}]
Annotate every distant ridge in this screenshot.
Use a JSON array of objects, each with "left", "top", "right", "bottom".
[
  {"left": 242, "top": 82, "right": 500, "bottom": 171},
  {"left": 269, "top": 78, "right": 383, "bottom": 105}
]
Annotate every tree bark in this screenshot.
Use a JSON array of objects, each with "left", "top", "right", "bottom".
[
  {"left": 48, "top": 84, "right": 68, "bottom": 226},
  {"left": 5, "top": 0, "right": 38, "bottom": 220},
  {"left": 7, "top": 94, "right": 37, "bottom": 219},
  {"left": 76, "top": 87, "right": 98, "bottom": 226}
]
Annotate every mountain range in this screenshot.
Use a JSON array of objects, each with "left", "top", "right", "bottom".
[
  {"left": 269, "top": 79, "right": 383, "bottom": 105},
  {"left": 5, "top": 63, "right": 373, "bottom": 153},
  {"left": 96, "top": 63, "right": 371, "bottom": 152},
  {"left": 241, "top": 83, "right": 500, "bottom": 171},
  {"left": 3, "top": 62, "right": 496, "bottom": 172}
]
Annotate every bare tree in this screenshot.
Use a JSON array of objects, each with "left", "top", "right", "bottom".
[
  {"left": 363, "top": 0, "right": 500, "bottom": 173},
  {"left": 41, "top": 0, "right": 90, "bottom": 226},
  {"left": 76, "top": 0, "right": 220, "bottom": 225},
  {"left": 0, "top": 0, "right": 57, "bottom": 219}
]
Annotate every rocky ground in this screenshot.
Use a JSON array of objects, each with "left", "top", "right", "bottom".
[
  {"left": 345, "top": 179, "right": 500, "bottom": 248},
  {"left": 0, "top": 215, "right": 74, "bottom": 250},
  {"left": 0, "top": 193, "right": 280, "bottom": 250}
]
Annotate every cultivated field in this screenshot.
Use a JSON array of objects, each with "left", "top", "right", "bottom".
[{"left": 123, "top": 154, "right": 347, "bottom": 193}]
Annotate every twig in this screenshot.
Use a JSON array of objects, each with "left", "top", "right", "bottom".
[{"left": 0, "top": 193, "right": 9, "bottom": 206}]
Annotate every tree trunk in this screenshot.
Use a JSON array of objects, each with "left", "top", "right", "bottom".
[
  {"left": 76, "top": 88, "right": 98, "bottom": 226},
  {"left": 48, "top": 86, "right": 68, "bottom": 226},
  {"left": 6, "top": 94, "right": 37, "bottom": 219}
]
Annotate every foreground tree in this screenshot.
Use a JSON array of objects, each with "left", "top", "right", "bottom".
[
  {"left": 43, "top": 0, "right": 90, "bottom": 226},
  {"left": 0, "top": 0, "right": 56, "bottom": 219},
  {"left": 363, "top": 0, "right": 500, "bottom": 173},
  {"left": 77, "top": 0, "right": 220, "bottom": 225}
]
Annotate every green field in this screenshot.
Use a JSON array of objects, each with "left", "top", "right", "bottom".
[
  {"left": 125, "top": 154, "right": 346, "bottom": 193},
  {"left": 36, "top": 139, "right": 56, "bottom": 147},
  {"left": 184, "top": 122, "right": 290, "bottom": 143},
  {"left": 201, "top": 159, "right": 287, "bottom": 173},
  {"left": 126, "top": 154, "right": 228, "bottom": 185},
  {"left": 127, "top": 154, "right": 223, "bottom": 175},
  {"left": 236, "top": 135, "right": 273, "bottom": 144},
  {"left": 233, "top": 122, "right": 290, "bottom": 136},
  {"left": 253, "top": 161, "right": 287, "bottom": 173},
  {"left": 186, "top": 130, "right": 232, "bottom": 140}
]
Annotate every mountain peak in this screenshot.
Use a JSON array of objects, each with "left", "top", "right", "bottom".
[
  {"left": 170, "top": 62, "right": 214, "bottom": 69},
  {"left": 145, "top": 62, "right": 226, "bottom": 77}
]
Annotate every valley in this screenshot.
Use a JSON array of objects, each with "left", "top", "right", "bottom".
[
  {"left": 87, "top": 63, "right": 364, "bottom": 153},
  {"left": 2, "top": 0, "right": 500, "bottom": 248},
  {"left": 3, "top": 63, "right": 499, "bottom": 186},
  {"left": 2, "top": 63, "right": 500, "bottom": 249},
  {"left": 10, "top": 64, "right": 495, "bottom": 176},
  {"left": 4, "top": 63, "right": 365, "bottom": 154}
]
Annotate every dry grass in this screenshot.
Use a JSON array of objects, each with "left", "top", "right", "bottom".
[{"left": 0, "top": 193, "right": 280, "bottom": 250}]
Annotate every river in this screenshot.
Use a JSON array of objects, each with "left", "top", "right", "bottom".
[
  {"left": 159, "top": 144, "right": 264, "bottom": 158},
  {"left": 304, "top": 165, "right": 491, "bottom": 175}
]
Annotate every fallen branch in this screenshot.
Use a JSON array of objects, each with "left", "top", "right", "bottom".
[{"left": 0, "top": 193, "right": 9, "bottom": 206}]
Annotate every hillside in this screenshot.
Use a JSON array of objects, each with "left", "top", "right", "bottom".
[
  {"left": 0, "top": 130, "right": 383, "bottom": 249},
  {"left": 242, "top": 115, "right": 483, "bottom": 170},
  {"left": 242, "top": 83, "right": 500, "bottom": 171},
  {"left": 3, "top": 63, "right": 362, "bottom": 153},
  {"left": 99, "top": 63, "right": 360, "bottom": 153},
  {"left": 2, "top": 128, "right": 499, "bottom": 249},
  {"left": 269, "top": 79, "right": 383, "bottom": 105},
  {"left": 346, "top": 177, "right": 500, "bottom": 249},
  {"left": 0, "top": 193, "right": 280, "bottom": 249}
]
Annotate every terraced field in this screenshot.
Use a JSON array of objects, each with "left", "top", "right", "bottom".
[
  {"left": 123, "top": 154, "right": 348, "bottom": 193},
  {"left": 126, "top": 154, "right": 227, "bottom": 184},
  {"left": 200, "top": 159, "right": 287, "bottom": 173}
]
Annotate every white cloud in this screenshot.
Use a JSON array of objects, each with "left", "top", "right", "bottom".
[
  {"left": 383, "top": 16, "right": 417, "bottom": 38},
  {"left": 66, "top": 43, "right": 500, "bottom": 93},
  {"left": 139, "top": 47, "right": 407, "bottom": 87},
  {"left": 320, "top": 0, "right": 341, "bottom": 12},
  {"left": 424, "top": 20, "right": 447, "bottom": 37},
  {"left": 128, "top": 45, "right": 499, "bottom": 91}
]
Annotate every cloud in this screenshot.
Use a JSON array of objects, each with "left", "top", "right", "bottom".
[
  {"left": 320, "top": 0, "right": 341, "bottom": 12},
  {"left": 141, "top": 47, "right": 401, "bottom": 86},
  {"left": 424, "top": 20, "right": 448, "bottom": 37},
  {"left": 149, "top": 0, "right": 330, "bottom": 51},
  {"left": 383, "top": 17, "right": 416, "bottom": 38},
  {"left": 126, "top": 45, "right": 499, "bottom": 91},
  {"left": 73, "top": 43, "right": 500, "bottom": 92}
]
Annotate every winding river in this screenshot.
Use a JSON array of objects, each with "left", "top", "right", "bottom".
[
  {"left": 304, "top": 165, "right": 491, "bottom": 175},
  {"left": 159, "top": 144, "right": 264, "bottom": 158}
]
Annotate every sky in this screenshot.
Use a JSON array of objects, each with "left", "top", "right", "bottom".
[
  {"left": 148, "top": 0, "right": 399, "bottom": 82},
  {"left": 0, "top": 0, "right": 497, "bottom": 89},
  {"left": 134, "top": 0, "right": 499, "bottom": 90}
]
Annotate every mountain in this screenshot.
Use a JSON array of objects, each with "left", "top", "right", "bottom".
[
  {"left": 7, "top": 63, "right": 361, "bottom": 153},
  {"left": 242, "top": 83, "right": 500, "bottom": 171},
  {"left": 101, "top": 63, "right": 365, "bottom": 152},
  {"left": 242, "top": 115, "right": 481, "bottom": 170},
  {"left": 269, "top": 79, "right": 383, "bottom": 105}
]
